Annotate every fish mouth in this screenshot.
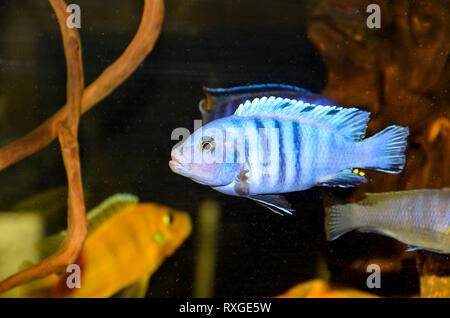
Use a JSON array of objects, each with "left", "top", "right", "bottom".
[
  {"left": 169, "top": 158, "right": 213, "bottom": 186},
  {"left": 169, "top": 158, "right": 191, "bottom": 176}
]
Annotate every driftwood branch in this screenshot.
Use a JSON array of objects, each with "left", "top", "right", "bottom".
[
  {"left": 0, "top": 0, "right": 164, "bottom": 172},
  {"left": 0, "top": 0, "right": 164, "bottom": 294},
  {"left": 0, "top": 0, "right": 86, "bottom": 293}
]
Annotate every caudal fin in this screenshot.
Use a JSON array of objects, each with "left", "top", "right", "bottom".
[
  {"left": 324, "top": 201, "right": 357, "bottom": 241},
  {"left": 364, "top": 125, "right": 409, "bottom": 173}
]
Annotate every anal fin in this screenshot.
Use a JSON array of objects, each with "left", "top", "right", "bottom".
[
  {"left": 249, "top": 194, "right": 295, "bottom": 216},
  {"left": 317, "top": 169, "right": 367, "bottom": 188}
]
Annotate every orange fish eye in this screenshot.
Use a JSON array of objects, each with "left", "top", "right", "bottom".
[{"left": 163, "top": 212, "right": 173, "bottom": 225}]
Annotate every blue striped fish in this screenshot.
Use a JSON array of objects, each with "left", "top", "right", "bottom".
[
  {"left": 199, "top": 84, "right": 338, "bottom": 124},
  {"left": 324, "top": 189, "right": 450, "bottom": 254},
  {"left": 170, "top": 92, "right": 409, "bottom": 215}
]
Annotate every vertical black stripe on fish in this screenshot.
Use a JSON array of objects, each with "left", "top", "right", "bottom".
[
  {"left": 295, "top": 123, "right": 305, "bottom": 184},
  {"left": 300, "top": 124, "right": 315, "bottom": 185},
  {"left": 244, "top": 133, "right": 250, "bottom": 166},
  {"left": 245, "top": 118, "right": 259, "bottom": 180},
  {"left": 311, "top": 126, "right": 320, "bottom": 182},
  {"left": 257, "top": 118, "right": 270, "bottom": 168},
  {"left": 274, "top": 119, "right": 285, "bottom": 187},
  {"left": 254, "top": 118, "right": 271, "bottom": 186},
  {"left": 227, "top": 116, "right": 245, "bottom": 164},
  {"left": 293, "top": 121, "right": 301, "bottom": 186}
]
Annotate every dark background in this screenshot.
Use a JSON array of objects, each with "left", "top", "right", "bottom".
[{"left": 0, "top": 0, "right": 418, "bottom": 297}]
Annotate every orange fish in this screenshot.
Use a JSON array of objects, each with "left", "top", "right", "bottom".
[{"left": 21, "top": 194, "right": 192, "bottom": 298}]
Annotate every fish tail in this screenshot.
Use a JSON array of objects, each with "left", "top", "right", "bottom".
[
  {"left": 362, "top": 125, "right": 409, "bottom": 173},
  {"left": 324, "top": 202, "right": 358, "bottom": 241}
]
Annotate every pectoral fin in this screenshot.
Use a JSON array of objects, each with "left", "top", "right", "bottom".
[
  {"left": 249, "top": 194, "right": 295, "bottom": 216},
  {"left": 234, "top": 169, "right": 250, "bottom": 196},
  {"left": 233, "top": 167, "right": 295, "bottom": 216}
]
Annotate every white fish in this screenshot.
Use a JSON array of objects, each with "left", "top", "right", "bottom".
[{"left": 325, "top": 189, "right": 450, "bottom": 254}]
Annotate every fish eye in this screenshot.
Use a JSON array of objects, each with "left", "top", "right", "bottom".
[
  {"left": 200, "top": 136, "right": 215, "bottom": 152},
  {"left": 163, "top": 212, "right": 173, "bottom": 225}
]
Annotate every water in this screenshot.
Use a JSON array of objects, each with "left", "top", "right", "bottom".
[{"left": 0, "top": 0, "right": 446, "bottom": 298}]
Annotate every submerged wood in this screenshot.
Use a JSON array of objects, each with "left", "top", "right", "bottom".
[
  {"left": 308, "top": 0, "right": 450, "bottom": 297},
  {"left": 0, "top": 0, "right": 164, "bottom": 294}
]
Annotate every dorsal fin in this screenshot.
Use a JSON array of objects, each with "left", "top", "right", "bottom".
[
  {"left": 234, "top": 96, "right": 371, "bottom": 140},
  {"left": 86, "top": 193, "right": 139, "bottom": 232},
  {"left": 200, "top": 84, "right": 311, "bottom": 120},
  {"left": 358, "top": 189, "right": 447, "bottom": 206},
  {"left": 199, "top": 84, "right": 339, "bottom": 124},
  {"left": 37, "top": 193, "right": 139, "bottom": 259},
  {"left": 203, "top": 83, "right": 311, "bottom": 97}
]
